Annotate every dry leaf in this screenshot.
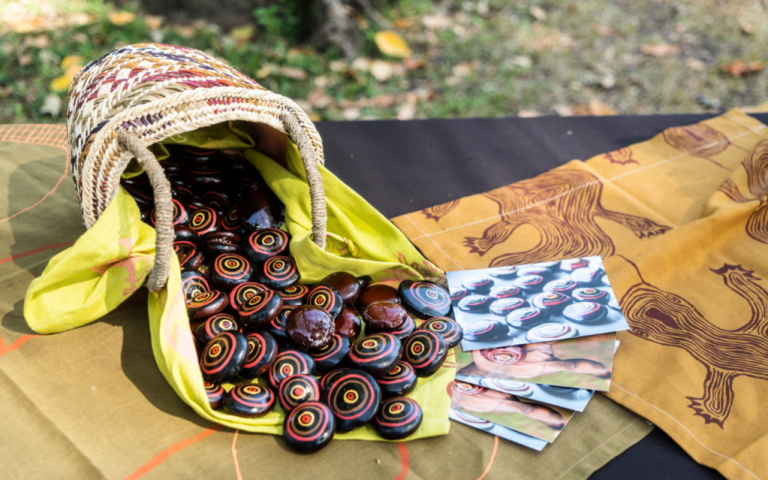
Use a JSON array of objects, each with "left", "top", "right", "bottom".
[
  {"left": 109, "top": 11, "right": 136, "bottom": 26},
  {"left": 370, "top": 60, "right": 401, "bottom": 82},
  {"left": 452, "top": 62, "right": 473, "bottom": 77},
  {"left": 588, "top": 98, "right": 617, "bottom": 115},
  {"left": 640, "top": 43, "right": 681, "bottom": 57},
  {"left": 343, "top": 108, "right": 361, "bottom": 120},
  {"left": 50, "top": 75, "right": 73, "bottom": 92},
  {"left": 351, "top": 57, "right": 372, "bottom": 72},
  {"left": 18, "top": 54, "right": 32, "bottom": 66},
  {"left": 422, "top": 15, "right": 452, "bottom": 30},
  {"left": 39, "top": 94, "right": 62, "bottom": 117},
  {"left": 61, "top": 55, "right": 83, "bottom": 69},
  {"left": 403, "top": 57, "right": 424, "bottom": 70},
  {"left": 280, "top": 66, "right": 307, "bottom": 80},
  {"left": 721, "top": 59, "right": 765, "bottom": 77},
  {"left": 174, "top": 25, "right": 195, "bottom": 38},
  {"left": 593, "top": 24, "right": 613, "bottom": 36},
  {"left": 145, "top": 15, "right": 164, "bottom": 30},
  {"left": 374, "top": 94, "right": 398, "bottom": 108},
  {"left": 686, "top": 58, "right": 707, "bottom": 71},
  {"left": 518, "top": 109, "right": 542, "bottom": 118},
  {"left": 374, "top": 31, "right": 412, "bottom": 58},
  {"left": 738, "top": 18, "right": 754, "bottom": 35},
  {"left": 255, "top": 65, "right": 274, "bottom": 79},
  {"left": 445, "top": 76, "right": 461, "bottom": 86},
  {"left": 397, "top": 94, "right": 418, "bottom": 120},
  {"left": 529, "top": 6, "right": 547, "bottom": 21},
  {"left": 393, "top": 18, "right": 414, "bottom": 30},
  {"left": 329, "top": 60, "right": 348, "bottom": 72},
  {"left": 24, "top": 35, "right": 50, "bottom": 49},
  {"left": 307, "top": 87, "right": 333, "bottom": 109}
]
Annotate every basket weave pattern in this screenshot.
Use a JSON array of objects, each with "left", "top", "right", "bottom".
[{"left": 66, "top": 43, "right": 328, "bottom": 290}]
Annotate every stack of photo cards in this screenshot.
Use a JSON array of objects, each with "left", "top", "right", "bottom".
[{"left": 446, "top": 256, "right": 628, "bottom": 450}]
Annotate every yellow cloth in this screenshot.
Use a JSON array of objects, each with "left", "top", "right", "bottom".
[
  {"left": 23, "top": 128, "right": 452, "bottom": 441},
  {"left": 393, "top": 108, "right": 768, "bottom": 479}
]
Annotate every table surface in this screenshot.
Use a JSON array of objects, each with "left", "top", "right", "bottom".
[{"left": 316, "top": 112, "right": 768, "bottom": 479}]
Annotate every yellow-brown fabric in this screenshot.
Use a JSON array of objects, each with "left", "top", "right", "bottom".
[
  {"left": 393, "top": 108, "right": 768, "bottom": 480},
  {"left": 0, "top": 123, "right": 652, "bottom": 479}
]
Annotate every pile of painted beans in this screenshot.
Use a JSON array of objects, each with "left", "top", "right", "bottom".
[{"left": 122, "top": 146, "right": 462, "bottom": 453}]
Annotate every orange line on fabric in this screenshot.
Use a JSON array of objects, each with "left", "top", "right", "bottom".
[
  {"left": 0, "top": 335, "right": 37, "bottom": 357},
  {"left": 395, "top": 442, "right": 410, "bottom": 480},
  {"left": 0, "top": 155, "right": 70, "bottom": 224},
  {"left": 476, "top": 436, "right": 499, "bottom": 480},
  {"left": 232, "top": 430, "right": 243, "bottom": 480},
  {"left": 123, "top": 425, "right": 224, "bottom": 480},
  {"left": 0, "top": 243, "right": 74, "bottom": 266}
]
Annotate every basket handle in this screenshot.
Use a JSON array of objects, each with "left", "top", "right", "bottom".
[{"left": 117, "top": 131, "right": 174, "bottom": 292}]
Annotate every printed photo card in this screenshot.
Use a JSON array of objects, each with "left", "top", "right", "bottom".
[{"left": 447, "top": 256, "right": 629, "bottom": 351}]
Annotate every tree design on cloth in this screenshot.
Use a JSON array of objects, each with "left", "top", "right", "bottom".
[
  {"left": 620, "top": 258, "right": 768, "bottom": 428},
  {"left": 717, "top": 139, "right": 768, "bottom": 244},
  {"left": 463, "top": 169, "right": 670, "bottom": 267},
  {"left": 662, "top": 123, "right": 749, "bottom": 170},
  {"left": 421, "top": 199, "right": 460, "bottom": 222},
  {"left": 603, "top": 147, "right": 638, "bottom": 166}
]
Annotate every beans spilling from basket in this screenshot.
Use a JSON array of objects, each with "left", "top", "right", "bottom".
[{"left": 121, "top": 146, "right": 462, "bottom": 453}]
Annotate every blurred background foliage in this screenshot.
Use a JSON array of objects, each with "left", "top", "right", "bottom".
[{"left": 1, "top": 0, "right": 767, "bottom": 124}]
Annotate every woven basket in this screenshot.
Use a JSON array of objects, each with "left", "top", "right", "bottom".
[{"left": 66, "top": 43, "right": 327, "bottom": 292}]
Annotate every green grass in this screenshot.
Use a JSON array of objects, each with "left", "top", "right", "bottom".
[{"left": 1, "top": 0, "right": 767, "bottom": 124}]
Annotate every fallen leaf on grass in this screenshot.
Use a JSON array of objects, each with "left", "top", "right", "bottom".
[
  {"left": 374, "top": 31, "right": 412, "bottom": 58},
  {"left": 529, "top": 6, "right": 547, "bottom": 21},
  {"left": 640, "top": 43, "right": 680, "bottom": 57},
  {"left": 174, "top": 25, "right": 195, "bottom": 38},
  {"left": 452, "top": 62, "right": 473, "bottom": 77},
  {"left": 61, "top": 55, "right": 83, "bottom": 69},
  {"left": 18, "top": 54, "right": 32, "bottom": 66},
  {"left": 593, "top": 24, "right": 613, "bottom": 36},
  {"left": 422, "top": 15, "right": 452, "bottom": 30},
  {"left": 145, "top": 15, "right": 164, "bottom": 30},
  {"left": 686, "top": 58, "right": 707, "bottom": 71},
  {"left": 404, "top": 57, "right": 424, "bottom": 70},
  {"left": 397, "top": 93, "right": 419, "bottom": 120},
  {"left": 343, "top": 107, "right": 361, "bottom": 120},
  {"left": 308, "top": 87, "right": 333, "bottom": 108},
  {"left": 554, "top": 98, "right": 617, "bottom": 116},
  {"left": 518, "top": 109, "right": 542, "bottom": 118},
  {"left": 23, "top": 35, "right": 50, "bottom": 49},
  {"left": 39, "top": 94, "right": 62, "bottom": 117},
  {"left": 109, "top": 11, "right": 136, "bottom": 26},
  {"left": 721, "top": 59, "right": 764, "bottom": 77},
  {"left": 280, "top": 66, "right": 307, "bottom": 80},
  {"left": 370, "top": 60, "right": 405, "bottom": 82},
  {"left": 230, "top": 24, "right": 254, "bottom": 47},
  {"left": 393, "top": 18, "right": 414, "bottom": 30}
]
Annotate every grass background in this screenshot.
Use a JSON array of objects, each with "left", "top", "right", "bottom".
[{"left": 2, "top": 0, "right": 767, "bottom": 124}]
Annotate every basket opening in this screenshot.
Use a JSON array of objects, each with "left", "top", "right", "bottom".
[{"left": 122, "top": 120, "right": 289, "bottom": 179}]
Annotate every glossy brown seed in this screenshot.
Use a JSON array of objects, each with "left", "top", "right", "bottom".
[
  {"left": 187, "top": 290, "right": 230, "bottom": 319},
  {"left": 335, "top": 307, "right": 362, "bottom": 339},
  {"left": 358, "top": 284, "right": 399, "bottom": 311},
  {"left": 201, "top": 231, "right": 241, "bottom": 255},
  {"left": 174, "top": 225, "right": 200, "bottom": 248},
  {"left": 322, "top": 272, "right": 361, "bottom": 304},
  {"left": 286, "top": 305, "right": 335, "bottom": 350},
  {"left": 239, "top": 183, "right": 278, "bottom": 232},
  {"left": 363, "top": 301, "right": 407, "bottom": 331}
]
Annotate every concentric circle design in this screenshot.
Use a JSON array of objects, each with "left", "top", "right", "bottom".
[
  {"left": 321, "top": 369, "right": 381, "bottom": 432},
  {"left": 403, "top": 330, "right": 447, "bottom": 377},
  {"left": 376, "top": 314, "right": 415, "bottom": 341},
  {"left": 490, "top": 297, "right": 528, "bottom": 316},
  {"left": 450, "top": 288, "right": 468, "bottom": 302},
  {"left": 452, "top": 409, "right": 494, "bottom": 430},
  {"left": 245, "top": 228, "right": 289, "bottom": 262},
  {"left": 419, "top": 317, "right": 463, "bottom": 348},
  {"left": 194, "top": 313, "right": 239, "bottom": 344},
  {"left": 201, "top": 331, "right": 247, "bottom": 383},
  {"left": 309, "top": 334, "right": 350, "bottom": 373},
  {"left": 229, "top": 282, "right": 268, "bottom": 310},
  {"left": 268, "top": 350, "right": 315, "bottom": 390},
  {"left": 563, "top": 302, "right": 607, "bottom": 323},
  {"left": 513, "top": 275, "right": 545, "bottom": 290},
  {"left": 572, "top": 287, "right": 609, "bottom": 303},
  {"left": 374, "top": 397, "right": 423, "bottom": 440},
  {"left": 487, "top": 379, "right": 533, "bottom": 396},
  {"left": 526, "top": 323, "right": 578, "bottom": 342},
  {"left": 451, "top": 380, "right": 485, "bottom": 396},
  {"left": 283, "top": 401, "right": 335, "bottom": 453},
  {"left": 531, "top": 292, "right": 572, "bottom": 313},
  {"left": 375, "top": 361, "right": 417, "bottom": 397},
  {"left": 457, "top": 294, "right": 492, "bottom": 313},
  {"left": 240, "top": 331, "right": 278, "bottom": 378},
  {"left": 398, "top": 280, "right": 451, "bottom": 318},
  {"left": 543, "top": 279, "right": 579, "bottom": 294},
  {"left": 214, "top": 254, "right": 252, "bottom": 283},
  {"left": 181, "top": 270, "right": 210, "bottom": 302},
  {"left": 307, "top": 284, "right": 342, "bottom": 319},
  {"left": 489, "top": 266, "right": 518, "bottom": 279},
  {"left": 278, "top": 284, "right": 309, "bottom": 305},
  {"left": 348, "top": 333, "right": 401, "bottom": 377},
  {"left": 480, "top": 346, "right": 525, "bottom": 365},
  {"left": 221, "top": 205, "right": 240, "bottom": 231},
  {"left": 489, "top": 285, "right": 522, "bottom": 299},
  {"left": 187, "top": 290, "right": 228, "bottom": 319},
  {"left": 572, "top": 267, "right": 605, "bottom": 284},
  {"left": 278, "top": 374, "right": 321, "bottom": 412},
  {"left": 505, "top": 307, "right": 550, "bottom": 329},
  {"left": 464, "top": 320, "right": 508, "bottom": 341},
  {"left": 238, "top": 289, "right": 282, "bottom": 328},
  {"left": 224, "top": 383, "right": 275, "bottom": 418},
  {"left": 257, "top": 255, "right": 299, "bottom": 288},
  {"left": 202, "top": 191, "right": 230, "bottom": 210},
  {"left": 462, "top": 276, "right": 494, "bottom": 293},
  {"left": 203, "top": 381, "right": 224, "bottom": 409},
  {"left": 319, "top": 368, "right": 349, "bottom": 391},
  {"left": 188, "top": 207, "right": 218, "bottom": 235}
]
